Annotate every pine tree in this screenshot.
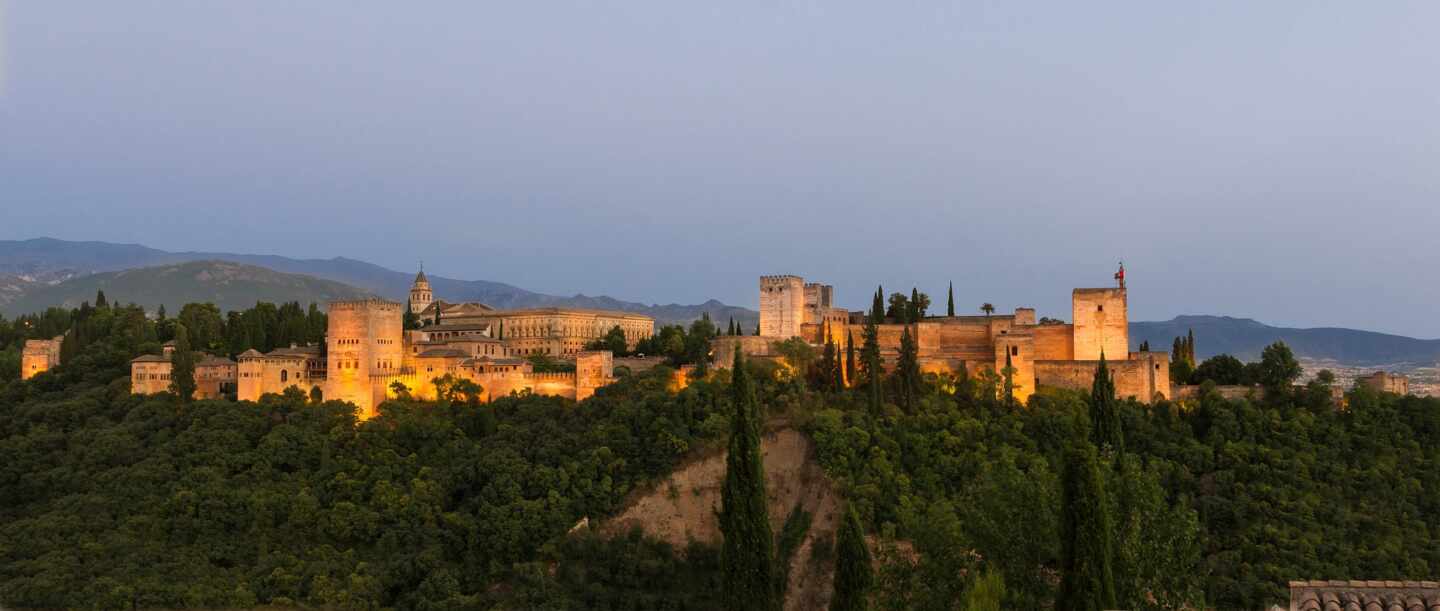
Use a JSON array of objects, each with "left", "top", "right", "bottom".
[
  {"left": 896, "top": 324, "right": 919, "bottom": 413},
  {"left": 1057, "top": 440, "right": 1117, "bottom": 611},
  {"left": 845, "top": 330, "right": 856, "bottom": 387},
  {"left": 169, "top": 323, "right": 197, "bottom": 402},
  {"left": 947, "top": 282, "right": 955, "bottom": 317},
  {"left": 830, "top": 504, "right": 874, "bottom": 611},
  {"left": 720, "top": 348, "right": 777, "bottom": 611},
  {"left": 1089, "top": 354, "right": 1123, "bottom": 457}
]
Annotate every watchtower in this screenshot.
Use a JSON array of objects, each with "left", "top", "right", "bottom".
[
  {"left": 1071, "top": 288, "right": 1128, "bottom": 361},
  {"left": 325, "top": 299, "right": 405, "bottom": 419},
  {"left": 409, "top": 266, "right": 433, "bottom": 315},
  {"left": 759, "top": 275, "right": 805, "bottom": 338}
]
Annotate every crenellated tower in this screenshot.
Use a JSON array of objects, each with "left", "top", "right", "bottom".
[
  {"left": 759, "top": 275, "right": 805, "bottom": 338},
  {"left": 324, "top": 299, "right": 405, "bottom": 419}
]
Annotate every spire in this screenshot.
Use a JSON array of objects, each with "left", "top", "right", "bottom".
[{"left": 414, "top": 261, "right": 429, "bottom": 285}]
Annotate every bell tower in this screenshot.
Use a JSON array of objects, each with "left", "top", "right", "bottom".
[{"left": 409, "top": 264, "right": 433, "bottom": 315}]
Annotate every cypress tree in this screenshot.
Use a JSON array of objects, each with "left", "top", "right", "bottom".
[
  {"left": 720, "top": 348, "right": 777, "bottom": 611},
  {"left": 1186, "top": 329, "right": 1196, "bottom": 364},
  {"left": 896, "top": 325, "right": 919, "bottom": 413},
  {"left": 1089, "top": 354, "right": 1123, "bottom": 457},
  {"left": 830, "top": 504, "right": 874, "bottom": 611},
  {"left": 1057, "top": 440, "right": 1117, "bottom": 611},
  {"left": 861, "top": 312, "right": 883, "bottom": 415},
  {"left": 908, "top": 287, "right": 921, "bottom": 323},
  {"left": 95, "top": 290, "right": 108, "bottom": 308},
  {"left": 844, "top": 330, "right": 856, "bottom": 388},
  {"left": 404, "top": 302, "right": 421, "bottom": 330},
  {"left": 871, "top": 287, "right": 885, "bottom": 324},
  {"left": 1002, "top": 352, "right": 1016, "bottom": 408},
  {"left": 170, "top": 323, "right": 197, "bottom": 402},
  {"left": 947, "top": 281, "right": 955, "bottom": 317}
]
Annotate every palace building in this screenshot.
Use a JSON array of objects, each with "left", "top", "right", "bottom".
[
  {"left": 127, "top": 269, "right": 653, "bottom": 418},
  {"left": 714, "top": 268, "right": 1171, "bottom": 404}
]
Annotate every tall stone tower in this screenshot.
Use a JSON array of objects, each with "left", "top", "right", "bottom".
[
  {"left": 1071, "top": 288, "right": 1128, "bottom": 361},
  {"left": 759, "top": 275, "right": 805, "bottom": 338},
  {"left": 325, "top": 299, "right": 405, "bottom": 419},
  {"left": 409, "top": 267, "right": 433, "bottom": 315}
]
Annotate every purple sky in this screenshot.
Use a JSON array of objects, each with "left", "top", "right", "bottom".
[{"left": 2, "top": 2, "right": 1438, "bottom": 335}]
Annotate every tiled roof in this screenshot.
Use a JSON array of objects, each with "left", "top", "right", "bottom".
[
  {"left": 237, "top": 349, "right": 265, "bottom": 359},
  {"left": 130, "top": 354, "right": 169, "bottom": 363},
  {"left": 1289, "top": 580, "right": 1440, "bottom": 611},
  {"left": 417, "top": 348, "right": 470, "bottom": 358}
]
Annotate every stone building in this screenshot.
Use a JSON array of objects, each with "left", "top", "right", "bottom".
[
  {"left": 717, "top": 273, "right": 1170, "bottom": 404},
  {"left": 20, "top": 335, "right": 63, "bottom": 380},
  {"left": 1359, "top": 371, "right": 1410, "bottom": 395},
  {"left": 1287, "top": 580, "right": 1440, "bottom": 611},
  {"left": 130, "top": 342, "right": 238, "bottom": 400}
]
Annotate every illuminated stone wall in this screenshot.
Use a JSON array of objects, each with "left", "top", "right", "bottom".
[
  {"left": 20, "top": 336, "right": 62, "bottom": 380},
  {"left": 759, "top": 275, "right": 805, "bottom": 338},
  {"left": 1071, "top": 288, "right": 1128, "bottom": 361}
]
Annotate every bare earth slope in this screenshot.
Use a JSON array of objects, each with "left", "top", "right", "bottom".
[{"left": 602, "top": 427, "right": 841, "bottom": 611}]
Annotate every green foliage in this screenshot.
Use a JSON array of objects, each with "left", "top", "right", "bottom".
[
  {"left": 946, "top": 282, "right": 955, "bottom": 317},
  {"left": 1057, "top": 440, "right": 1116, "bottom": 611},
  {"left": 894, "top": 325, "right": 919, "bottom": 413},
  {"left": 1089, "top": 355, "right": 1123, "bottom": 456},
  {"left": 585, "top": 324, "right": 630, "bottom": 355},
  {"left": 719, "top": 349, "right": 777, "bottom": 611},
  {"left": 775, "top": 504, "right": 813, "bottom": 600},
  {"left": 526, "top": 353, "right": 577, "bottom": 373},
  {"left": 1258, "top": 340, "right": 1302, "bottom": 389},
  {"left": 1191, "top": 354, "right": 1244, "bottom": 385},
  {"left": 960, "top": 569, "right": 1006, "bottom": 611},
  {"left": 169, "top": 323, "right": 197, "bottom": 401},
  {"left": 830, "top": 504, "right": 873, "bottom": 611}
]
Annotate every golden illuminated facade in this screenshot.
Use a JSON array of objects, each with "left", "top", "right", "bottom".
[{"left": 20, "top": 335, "right": 63, "bottom": 380}]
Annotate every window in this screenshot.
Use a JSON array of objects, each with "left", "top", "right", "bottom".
[
  {"left": 1097, "top": 305, "right": 1104, "bottom": 312},
  {"left": 1011, "top": 346, "right": 1019, "bottom": 356},
  {"left": 280, "top": 370, "right": 288, "bottom": 383}
]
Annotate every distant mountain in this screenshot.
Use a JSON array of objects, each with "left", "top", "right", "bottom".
[
  {"left": 1131, "top": 315, "right": 1440, "bottom": 366},
  {"left": 2, "top": 261, "right": 375, "bottom": 316},
  {"left": 0, "top": 238, "right": 757, "bottom": 326}
]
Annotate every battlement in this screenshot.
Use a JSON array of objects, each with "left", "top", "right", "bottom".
[
  {"left": 329, "top": 298, "right": 403, "bottom": 311},
  {"left": 760, "top": 274, "right": 804, "bottom": 283},
  {"left": 525, "top": 372, "right": 579, "bottom": 382}
]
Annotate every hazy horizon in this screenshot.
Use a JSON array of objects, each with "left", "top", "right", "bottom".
[{"left": 3, "top": 3, "right": 1438, "bottom": 336}]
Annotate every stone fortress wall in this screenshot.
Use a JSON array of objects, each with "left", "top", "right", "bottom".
[
  {"left": 720, "top": 273, "right": 1171, "bottom": 404},
  {"left": 20, "top": 336, "right": 63, "bottom": 380}
]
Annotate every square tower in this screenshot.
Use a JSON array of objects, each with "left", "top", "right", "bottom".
[
  {"left": 325, "top": 299, "right": 405, "bottom": 419},
  {"left": 759, "top": 275, "right": 806, "bottom": 338},
  {"left": 1072, "top": 288, "right": 1128, "bottom": 361}
]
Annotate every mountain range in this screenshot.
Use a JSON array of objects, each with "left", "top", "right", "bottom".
[{"left": 0, "top": 238, "right": 758, "bottom": 327}]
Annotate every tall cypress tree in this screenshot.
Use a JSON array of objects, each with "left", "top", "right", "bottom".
[
  {"left": 1057, "top": 440, "right": 1117, "bottom": 611},
  {"left": 861, "top": 291, "right": 884, "bottom": 415},
  {"left": 1002, "top": 352, "right": 1016, "bottom": 408},
  {"left": 908, "top": 287, "right": 921, "bottom": 323},
  {"left": 947, "top": 282, "right": 955, "bottom": 317},
  {"left": 845, "top": 330, "right": 856, "bottom": 387},
  {"left": 830, "top": 504, "right": 874, "bottom": 611},
  {"left": 1089, "top": 354, "right": 1123, "bottom": 457},
  {"left": 95, "top": 290, "right": 108, "bottom": 308},
  {"left": 170, "top": 322, "right": 197, "bottom": 402},
  {"left": 720, "top": 348, "right": 777, "bottom": 611},
  {"left": 896, "top": 325, "right": 919, "bottom": 413}
]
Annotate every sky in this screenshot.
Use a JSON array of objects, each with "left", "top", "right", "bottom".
[{"left": 2, "top": 2, "right": 1438, "bottom": 336}]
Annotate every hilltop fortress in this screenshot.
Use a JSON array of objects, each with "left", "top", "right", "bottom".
[
  {"left": 714, "top": 272, "right": 1171, "bottom": 403},
  {"left": 127, "top": 270, "right": 655, "bottom": 418}
]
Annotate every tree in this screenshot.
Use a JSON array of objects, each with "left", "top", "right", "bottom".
[
  {"left": 861, "top": 316, "right": 883, "bottom": 415},
  {"left": 178, "top": 303, "right": 224, "bottom": 352},
  {"left": 308, "top": 385, "right": 323, "bottom": 403},
  {"left": 404, "top": 302, "right": 421, "bottom": 330},
  {"left": 959, "top": 569, "right": 1006, "bottom": 611},
  {"left": 981, "top": 303, "right": 995, "bottom": 317},
  {"left": 871, "top": 288, "right": 885, "bottom": 325},
  {"left": 1089, "top": 354, "right": 1123, "bottom": 457},
  {"left": 169, "top": 323, "right": 197, "bottom": 402},
  {"left": 586, "top": 325, "right": 628, "bottom": 355},
  {"left": 895, "top": 325, "right": 919, "bottom": 413},
  {"left": 1001, "top": 353, "right": 1016, "bottom": 408},
  {"left": 772, "top": 337, "right": 816, "bottom": 379},
  {"left": 886, "top": 292, "right": 909, "bottom": 322},
  {"left": 1057, "top": 440, "right": 1117, "bottom": 611},
  {"left": 830, "top": 504, "right": 873, "bottom": 611},
  {"left": 1138, "top": 340, "right": 1149, "bottom": 352},
  {"left": 946, "top": 282, "right": 955, "bottom": 317},
  {"left": 1258, "top": 341, "right": 1301, "bottom": 390},
  {"left": 95, "top": 290, "right": 108, "bottom": 308},
  {"left": 911, "top": 288, "right": 930, "bottom": 321},
  {"left": 719, "top": 349, "right": 777, "bottom": 611},
  {"left": 1191, "top": 354, "right": 1244, "bottom": 385},
  {"left": 390, "top": 380, "right": 413, "bottom": 400},
  {"left": 844, "top": 331, "right": 856, "bottom": 388}
]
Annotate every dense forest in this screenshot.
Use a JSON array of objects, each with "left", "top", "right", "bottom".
[{"left": 2, "top": 297, "right": 1439, "bottom": 609}]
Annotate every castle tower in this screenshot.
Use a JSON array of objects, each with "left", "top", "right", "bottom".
[
  {"left": 20, "top": 336, "right": 63, "bottom": 380},
  {"left": 324, "top": 299, "right": 405, "bottom": 419},
  {"left": 1071, "top": 288, "right": 1128, "bottom": 361},
  {"left": 759, "top": 275, "right": 805, "bottom": 338},
  {"left": 409, "top": 266, "right": 433, "bottom": 315}
]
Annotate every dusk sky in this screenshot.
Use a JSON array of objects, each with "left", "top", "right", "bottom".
[{"left": 2, "top": 2, "right": 1438, "bottom": 336}]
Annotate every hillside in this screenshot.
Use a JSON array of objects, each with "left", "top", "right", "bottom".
[
  {"left": 0, "top": 238, "right": 757, "bottom": 326},
  {"left": 1, "top": 260, "right": 374, "bottom": 315},
  {"left": 1131, "top": 315, "right": 1440, "bottom": 366}
]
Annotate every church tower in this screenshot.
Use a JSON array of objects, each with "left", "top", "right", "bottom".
[{"left": 409, "top": 265, "right": 433, "bottom": 315}]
